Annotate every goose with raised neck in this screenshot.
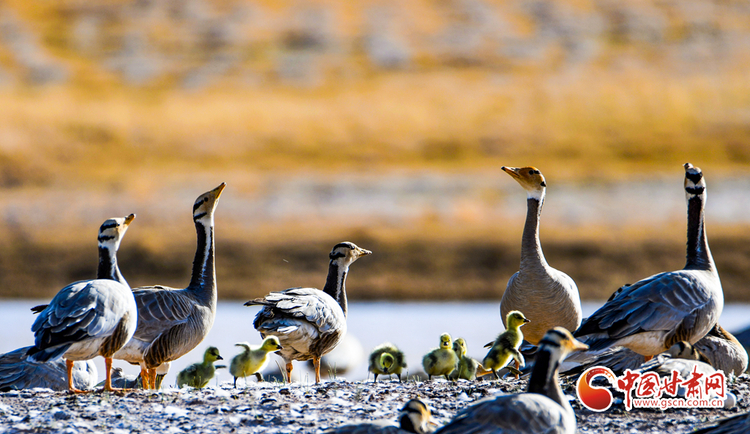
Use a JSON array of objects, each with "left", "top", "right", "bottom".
[
  {"left": 113, "top": 183, "right": 225, "bottom": 389},
  {"left": 500, "top": 166, "right": 582, "bottom": 345},
  {"left": 572, "top": 163, "right": 723, "bottom": 358}
]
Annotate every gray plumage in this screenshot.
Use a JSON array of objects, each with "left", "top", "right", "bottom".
[
  {"left": 246, "top": 242, "right": 371, "bottom": 383},
  {"left": 694, "top": 324, "right": 748, "bottom": 376},
  {"left": 500, "top": 166, "right": 582, "bottom": 346},
  {"left": 27, "top": 215, "right": 138, "bottom": 391},
  {"left": 114, "top": 183, "right": 225, "bottom": 389},
  {"left": 573, "top": 164, "right": 723, "bottom": 358},
  {"left": 693, "top": 411, "right": 750, "bottom": 434},
  {"left": 0, "top": 346, "right": 97, "bottom": 391}
]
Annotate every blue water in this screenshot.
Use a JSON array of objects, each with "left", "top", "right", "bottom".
[{"left": 1, "top": 300, "right": 748, "bottom": 387}]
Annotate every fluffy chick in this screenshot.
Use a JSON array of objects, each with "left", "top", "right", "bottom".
[
  {"left": 230, "top": 336, "right": 282, "bottom": 387},
  {"left": 176, "top": 346, "right": 223, "bottom": 389},
  {"left": 483, "top": 311, "right": 529, "bottom": 379},
  {"left": 422, "top": 333, "right": 458, "bottom": 381},
  {"left": 449, "top": 338, "right": 491, "bottom": 381},
  {"left": 369, "top": 343, "right": 407, "bottom": 382}
]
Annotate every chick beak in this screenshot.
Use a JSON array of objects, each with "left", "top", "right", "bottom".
[
  {"left": 217, "top": 355, "right": 224, "bottom": 361},
  {"left": 277, "top": 345, "right": 283, "bottom": 350}
]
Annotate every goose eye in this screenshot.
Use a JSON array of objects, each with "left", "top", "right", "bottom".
[{"left": 528, "top": 170, "right": 534, "bottom": 175}]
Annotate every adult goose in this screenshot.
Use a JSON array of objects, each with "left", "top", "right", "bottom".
[
  {"left": 499, "top": 166, "right": 582, "bottom": 345},
  {"left": 114, "top": 183, "right": 225, "bottom": 389},
  {"left": 245, "top": 241, "right": 371, "bottom": 383},
  {"left": 28, "top": 215, "right": 138, "bottom": 392},
  {"left": 572, "top": 164, "right": 723, "bottom": 358},
  {"left": 434, "top": 328, "right": 588, "bottom": 434},
  {"left": 0, "top": 346, "right": 98, "bottom": 392}
]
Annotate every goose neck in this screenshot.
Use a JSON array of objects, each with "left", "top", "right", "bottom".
[
  {"left": 188, "top": 220, "right": 216, "bottom": 306},
  {"left": 684, "top": 195, "right": 715, "bottom": 272},
  {"left": 97, "top": 245, "right": 129, "bottom": 288},
  {"left": 323, "top": 261, "right": 348, "bottom": 317},
  {"left": 520, "top": 197, "right": 548, "bottom": 270},
  {"left": 527, "top": 348, "right": 569, "bottom": 411}
]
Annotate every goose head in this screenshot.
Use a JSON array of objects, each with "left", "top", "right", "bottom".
[
  {"left": 193, "top": 183, "right": 226, "bottom": 223},
  {"left": 502, "top": 166, "right": 546, "bottom": 200},
  {"left": 98, "top": 214, "right": 135, "bottom": 251},
  {"left": 399, "top": 398, "right": 433, "bottom": 434},
  {"left": 329, "top": 241, "right": 372, "bottom": 267},
  {"left": 684, "top": 163, "right": 705, "bottom": 199}
]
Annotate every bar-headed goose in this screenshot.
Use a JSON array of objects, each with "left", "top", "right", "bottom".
[
  {"left": 114, "top": 183, "right": 225, "bottom": 389},
  {"left": 572, "top": 164, "right": 723, "bottom": 358},
  {"left": 499, "top": 166, "right": 582, "bottom": 345},
  {"left": 245, "top": 242, "right": 371, "bottom": 383}
]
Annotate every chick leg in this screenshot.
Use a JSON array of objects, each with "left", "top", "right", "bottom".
[
  {"left": 255, "top": 372, "right": 263, "bottom": 382},
  {"left": 373, "top": 373, "right": 379, "bottom": 382},
  {"left": 285, "top": 362, "right": 294, "bottom": 383},
  {"left": 233, "top": 377, "right": 238, "bottom": 388}
]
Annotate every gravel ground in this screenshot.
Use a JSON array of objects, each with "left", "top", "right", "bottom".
[{"left": 0, "top": 375, "right": 747, "bottom": 434}]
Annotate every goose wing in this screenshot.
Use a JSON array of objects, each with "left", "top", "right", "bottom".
[
  {"left": 129, "top": 286, "right": 197, "bottom": 343},
  {"left": 323, "top": 422, "right": 404, "bottom": 434},
  {"left": 29, "top": 279, "right": 132, "bottom": 362},
  {"left": 0, "top": 346, "right": 97, "bottom": 391},
  {"left": 248, "top": 287, "right": 344, "bottom": 336},
  {"left": 435, "top": 394, "right": 571, "bottom": 434},
  {"left": 574, "top": 270, "right": 717, "bottom": 350}
]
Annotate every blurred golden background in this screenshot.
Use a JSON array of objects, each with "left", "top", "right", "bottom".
[{"left": 0, "top": 0, "right": 749, "bottom": 301}]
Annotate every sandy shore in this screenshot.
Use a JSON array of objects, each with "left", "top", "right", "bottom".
[{"left": 0, "top": 375, "right": 747, "bottom": 433}]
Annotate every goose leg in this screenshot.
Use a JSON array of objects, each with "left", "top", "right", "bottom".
[
  {"left": 103, "top": 357, "right": 118, "bottom": 392},
  {"left": 66, "top": 360, "right": 85, "bottom": 393},
  {"left": 148, "top": 368, "right": 158, "bottom": 390},
  {"left": 140, "top": 366, "right": 151, "bottom": 389},
  {"left": 313, "top": 357, "right": 321, "bottom": 383}
]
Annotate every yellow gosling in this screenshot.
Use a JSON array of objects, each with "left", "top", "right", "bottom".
[
  {"left": 483, "top": 311, "right": 529, "bottom": 379},
  {"left": 368, "top": 342, "right": 407, "bottom": 382},
  {"left": 229, "top": 336, "right": 283, "bottom": 387},
  {"left": 422, "top": 333, "right": 458, "bottom": 381},
  {"left": 176, "top": 346, "right": 223, "bottom": 389}
]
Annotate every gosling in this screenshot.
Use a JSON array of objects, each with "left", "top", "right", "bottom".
[
  {"left": 229, "top": 336, "right": 283, "bottom": 387},
  {"left": 422, "top": 333, "right": 458, "bottom": 381},
  {"left": 176, "top": 346, "right": 223, "bottom": 389},
  {"left": 483, "top": 310, "right": 529, "bottom": 379},
  {"left": 449, "top": 338, "right": 491, "bottom": 381},
  {"left": 368, "top": 343, "right": 407, "bottom": 382}
]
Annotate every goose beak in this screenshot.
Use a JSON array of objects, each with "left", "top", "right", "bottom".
[
  {"left": 212, "top": 182, "right": 227, "bottom": 199},
  {"left": 357, "top": 248, "right": 372, "bottom": 257},
  {"left": 570, "top": 338, "right": 589, "bottom": 352},
  {"left": 124, "top": 214, "right": 136, "bottom": 225}
]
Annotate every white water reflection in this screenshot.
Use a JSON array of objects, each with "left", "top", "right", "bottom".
[{"left": 1, "top": 300, "right": 749, "bottom": 388}]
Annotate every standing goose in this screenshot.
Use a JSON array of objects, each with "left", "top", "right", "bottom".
[
  {"left": 245, "top": 241, "right": 371, "bottom": 383},
  {"left": 500, "top": 166, "right": 582, "bottom": 345},
  {"left": 27, "top": 215, "right": 138, "bottom": 392},
  {"left": 572, "top": 164, "right": 723, "bottom": 358},
  {"left": 434, "top": 328, "right": 588, "bottom": 434},
  {"left": 5, "top": 215, "right": 134, "bottom": 391},
  {"left": 114, "top": 183, "right": 225, "bottom": 389}
]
